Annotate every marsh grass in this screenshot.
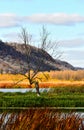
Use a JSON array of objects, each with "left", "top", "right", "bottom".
[
  {"left": 0, "top": 70, "right": 84, "bottom": 88},
  {"left": 0, "top": 89, "right": 84, "bottom": 107},
  {"left": 0, "top": 109, "right": 84, "bottom": 130},
  {"left": 50, "top": 70, "right": 84, "bottom": 81}
]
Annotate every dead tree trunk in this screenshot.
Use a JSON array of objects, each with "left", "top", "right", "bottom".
[{"left": 35, "top": 81, "right": 40, "bottom": 96}]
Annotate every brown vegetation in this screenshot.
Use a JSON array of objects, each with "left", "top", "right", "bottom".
[
  {"left": 50, "top": 70, "right": 84, "bottom": 81},
  {"left": 0, "top": 109, "right": 84, "bottom": 130}
]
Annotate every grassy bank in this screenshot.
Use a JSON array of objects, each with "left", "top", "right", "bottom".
[{"left": 0, "top": 86, "right": 84, "bottom": 108}]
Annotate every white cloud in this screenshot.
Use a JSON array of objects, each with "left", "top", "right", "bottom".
[
  {"left": 0, "top": 13, "right": 23, "bottom": 28},
  {"left": 2, "top": 32, "right": 19, "bottom": 42},
  {"left": 25, "top": 13, "right": 84, "bottom": 25},
  {"left": 0, "top": 13, "right": 84, "bottom": 28},
  {"left": 65, "top": 50, "right": 84, "bottom": 59},
  {"left": 63, "top": 49, "right": 84, "bottom": 67},
  {"left": 60, "top": 38, "right": 84, "bottom": 48},
  {"left": 69, "top": 60, "right": 84, "bottom": 67},
  {"left": 59, "top": 38, "right": 84, "bottom": 67}
]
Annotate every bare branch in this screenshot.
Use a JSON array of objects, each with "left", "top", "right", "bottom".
[
  {"left": 12, "top": 77, "right": 27, "bottom": 88},
  {"left": 40, "top": 26, "right": 63, "bottom": 60},
  {"left": 40, "top": 25, "right": 50, "bottom": 51}
]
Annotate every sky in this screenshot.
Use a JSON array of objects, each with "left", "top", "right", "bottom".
[{"left": 0, "top": 0, "right": 84, "bottom": 67}]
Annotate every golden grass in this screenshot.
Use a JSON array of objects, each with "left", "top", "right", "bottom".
[
  {"left": 40, "top": 81, "right": 84, "bottom": 88},
  {"left": 49, "top": 70, "right": 84, "bottom": 81},
  {"left": 0, "top": 80, "right": 84, "bottom": 88},
  {"left": 0, "top": 70, "right": 84, "bottom": 88}
]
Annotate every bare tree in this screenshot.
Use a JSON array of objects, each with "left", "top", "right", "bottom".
[
  {"left": 40, "top": 26, "right": 63, "bottom": 59},
  {"left": 18, "top": 27, "right": 41, "bottom": 96},
  {"left": 14, "top": 26, "right": 62, "bottom": 96}
]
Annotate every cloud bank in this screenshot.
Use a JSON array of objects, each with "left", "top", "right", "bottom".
[
  {"left": 61, "top": 38, "right": 84, "bottom": 48},
  {"left": 0, "top": 13, "right": 23, "bottom": 28},
  {"left": 0, "top": 13, "right": 84, "bottom": 28},
  {"left": 26, "top": 13, "right": 84, "bottom": 25}
]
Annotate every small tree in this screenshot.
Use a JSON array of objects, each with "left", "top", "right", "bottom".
[
  {"left": 18, "top": 27, "right": 42, "bottom": 96},
  {"left": 15, "top": 26, "right": 62, "bottom": 96}
]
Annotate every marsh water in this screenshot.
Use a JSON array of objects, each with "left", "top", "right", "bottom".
[{"left": 0, "top": 88, "right": 50, "bottom": 93}]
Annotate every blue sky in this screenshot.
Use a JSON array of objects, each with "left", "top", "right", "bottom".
[{"left": 0, "top": 0, "right": 84, "bottom": 67}]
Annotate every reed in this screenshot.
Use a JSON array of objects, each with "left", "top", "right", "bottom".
[
  {"left": 0, "top": 70, "right": 84, "bottom": 88},
  {"left": 0, "top": 109, "right": 84, "bottom": 130},
  {"left": 50, "top": 70, "right": 84, "bottom": 81}
]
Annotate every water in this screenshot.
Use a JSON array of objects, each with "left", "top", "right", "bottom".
[{"left": 0, "top": 88, "right": 50, "bottom": 93}]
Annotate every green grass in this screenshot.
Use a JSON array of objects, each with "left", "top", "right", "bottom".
[{"left": 0, "top": 86, "right": 84, "bottom": 108}]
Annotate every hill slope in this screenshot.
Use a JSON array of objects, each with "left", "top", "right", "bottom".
[{"left": 0, "top": 41, "right": 75, "bottom": 73}]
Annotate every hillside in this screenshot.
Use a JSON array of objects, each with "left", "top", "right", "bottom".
[{"left": 0, "top": 41, "right": 75, "bottom": 73}]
